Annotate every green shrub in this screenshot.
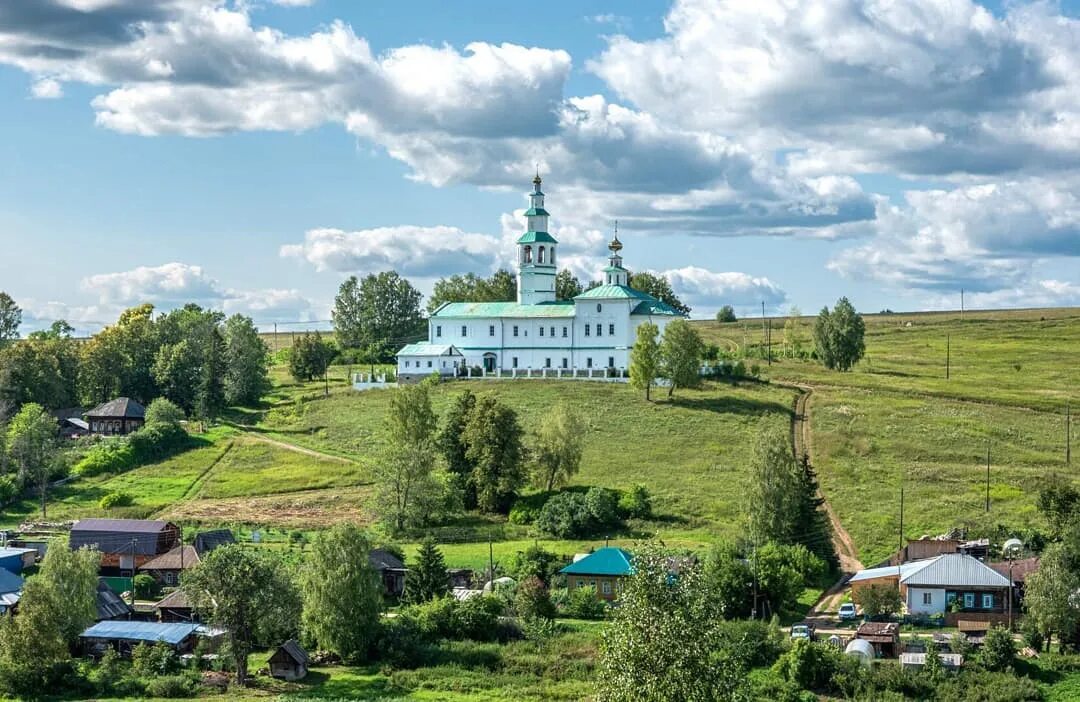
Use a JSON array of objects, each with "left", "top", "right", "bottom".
[
  {"left": 1021, "top": 620, "right": 1044, "bottom": 652},
  {"left": 507, "top": 501, "right": 539, "bottom": 525},
  {"left": 979, "top": 624, "right": 1016, "bottom": 672},
  {"left": 144, "top": 398, "right": 185, "bottom": 427},
  {"left": 535, "top": 489, "right": 626, "bottom": 538},
  {"left": 716, "top": 618, "right": 786, "bottom": 668},
  {"left": 375, "top": 613, "right": 428, "bottom": 668},
  {"left": 514, "top": 576, "right": 556, "bottom": 620},
  {"left": 74, "top": 440, "right": 136, "bottom": 477},
  {"left": 132, "top": 641, "right": 179, "bottom": 678},
  {"left": 562, "top": 586, "right": 607, "bottom": 620},
  {"left": 0, "top": 475, "right": 19, "bottom": 504},
  {"left": 455, "top": 595, "right": 505, "bottom": 641},
  {"left": 133, "top": 574, "right": 160, "bottom": 600},
  {"left": 74, "top": 422, "right": 191, "bottom": 477},
  {"left": 99, "top": 491, "right": 134, "bottom": 510},
  {"left": 509, "top": 545, "right": 563, "bottom": 585},
  {"left": 773, "top": 640, "right": 841, "bottom": 693},
  {"left": 617, "top": 484, "right": 652, "bottom": 519},
  {"left": 143, "top": 673, "right": 198, "bottom": 698},
  {"left": 584, "top": 487, "right": 620, "bottom": 527}
]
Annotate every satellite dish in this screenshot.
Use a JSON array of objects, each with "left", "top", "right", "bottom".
[{"left": 1002, "top": 538, "right": 1023, "bottom": 557}]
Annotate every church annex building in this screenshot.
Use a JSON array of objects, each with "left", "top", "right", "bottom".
[{"left": 396, "top": 175, "right": 686, "bottom": 382}]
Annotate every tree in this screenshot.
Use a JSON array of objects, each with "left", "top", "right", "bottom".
[
  {"left": 223, "top": 314, "right": 271, "bottom": 405},
  {"left": 463, "top": 396, "right": 526, "bottom": 513},
  {"left": 333, "top": 272, "right": 423, "bottom": 359},
  {"left": 36, "top": 541, "right": 100, "bottom": 644},
  {"left": 194, "top": 326, "right": 226, "bottom": 424},
  {"left": 1024, "top": 543, "right": 1080, "bottom": 650},
  {"left": 628, "top": 272, "right": 691, "bottom": 315},
  {"left": 746, "top": 421, "right": 801, "bottom": 546},
  {"left": 0, "top": 333, "right": 80, "bottom": 410},
  {"left": 5, "top": 403, "right": 58, "bottom": 518},
  {"left": 516, "top": 576, "right": 556, "bottom": 620},
  {"left": 510, "top": 545, "right": 562, "bottom": 585},
  {"left": 299, "top": 523, "right": 383, "bottom": 664},
  {"left": 813, "top": 297, "right": 865, "bottom": 371},
  {"left": 0, "top": 293, "right": 21, "bottom": 345},
  {"left": 532, "top": 403, "right": 585, "bottom": 492},
  {"left": 436, "top": 389, "right": 478, "bottom": 508},
  {"left": 375, "top": 383, "right": 445, "bottom": 532},
  {"left": 979, "top": 624, "right": 1017, "bottom": 671},
  {"left": 555, "top": 270, "right": 584, "bottom": 300},
  {"left": 716, "top": 305, "right": 737, "bottom": 324},
  {"left": 852, "top": 584, "right": 903, "bottom": 618},
  {"left": 793, "top": 453, "right": 839, "bottom": 571},
  {"left": 597, "top": 544, "right": 751, "bottom": 702},
  {"left": 289, "top": 331, "right": 334, "bottom": 382},
  {"left": 782, "top": 305, "right": 804, "bottom": 357},
  {"left": 659, "top": 319, "right": 704, "bottom": 398},
  {"left": 183, "top": 545, "right": 301, "bottom": 685},
  {"left": 152, "top": 339, "right": 199, "bottom": 410},
  {"left": 403, "top": 539, "right": 449, "bottom": 603},
  {"left": 145, "top": 397, "right": 184, "bottom": 426},
  {"left": 703, "top": 541, "right": 823, "bottom": 620},
  {"left": 426, "top": 270, "right": 518, "bottom": 314},
  {"left": 629, "top": 322, "right": 660, "bottom": 401}
]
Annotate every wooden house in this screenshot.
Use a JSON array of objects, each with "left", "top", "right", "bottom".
[
  {"left": 70, "top": 519, "right": 180, "bottom": 577},
  {"left": 84, "top": 397, "right": 146, "bottom": 436},
  {"left": 269, "top": 640, "right": 309, "bottom": 681},
  {"left": 559, "top": 547, "right": 633, "bottom": 601},
  {"left": 855, "top": 622, "right": 901, "bottom": 658},
  {"left": 139, "top": 545, "right": 200, "bottom": 587},
  {"left": 369, "top": 549, "right": 407, "bottom": 597},
  {"left": 153, "top": 589, "right": 195, "bottom": 623}
]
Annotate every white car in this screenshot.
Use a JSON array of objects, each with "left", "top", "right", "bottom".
[{"left": 838, "top": 603, "right": 858, "bottom": 621}]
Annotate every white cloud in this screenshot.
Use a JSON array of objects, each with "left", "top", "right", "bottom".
[
  {"left": 81, "top": 262, "right": 221, "bottom": 306},
  {"left": 661, "top": 266, "right": 787, "bottom": 311},
  {"left": 30, "top": 78, "right": 62, "bottom": 99},
  {"left": 223, "top": 288, "right": 317, "bottom": 323}
]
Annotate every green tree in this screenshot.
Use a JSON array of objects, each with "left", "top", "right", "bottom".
[
  {"left": 813, "top": 297, "right": 866, "bottom": 371},
  {"left": 746, "top": 421, "right": 801, "bottom": 546},
  {"left": 629, "top": 322, "right": 660, "bottom": 401},
  {"left": 427, "top": 271, "right": 518, "bottom": 314},
  {"left": 0, "top": 579, "right": 69, "bottom": 694},
  {"left": 515, "top": 575, "right": 556, "bottom": 620},
  {"left": 299, "top": 523, "right": 383, "bottom": 664},
  {"left": 144, "top": 397, "right": 185, "bottom": 426},
  {"left": 333, "top": 272, "right": 423, "bottom": 359},
  {"left": 597, "top": 544, "right": 751, "bottom": 702},
  {"left": 375, "top": 383, "right": 446, "bottom": 531},
  {"left": 0, "top": 293, "right": 21, "bottom": 345},
  {"left": 152, "top": 339, "right": 200, "bottom": 410},
  {"left": 1024, "top": 543, "right": 1080, "bottom": 650},
  {"left": 532, "top": 403, "right": 585, "bottom": 492},
  {"left": 288, "top": 331, "right": 334, "bottom": 382},
  {"left": 463, "top": 396, "right": 526, "bottom": 513},
  {"left": 194, "top": 326, "right": 226, "bottom": 424},
  {"left": 436, "top": 389, "right": 478, "bottom": 508},
  {"left": 659, "top": 319, "right": 704, "bottom": 398},
  {"left": 555, "top": 270, "right": 584, "bottom": 300},
  {"left": 715, "top": 305, "right": 737, "bottom": 324},
  {"left": 183, "top": 544, "right": 301, "bottom": 685},
  {"left": 980, "top": 624, "right": 1017, "bottom": 671},
  {"left": 782, "top": 305, "right": 803, "bottom": 357},
  {"left": 852, "top": 583, "right": 903, "bottom": 618},
  {"left": 37, "top": 542, "right": 101, "bottom": 643},
  {"left": 510, "top": 545, "right": 562, "bottom": 585},
  {"left": 6, "top": 403, "right": 58, "bottom": 517},
  {"left": 629, "top": 272, "right": 691, "bottom": 315},
  {"left": 793, "top": 453, "right": 838, "bottom": 571},
  {"left": 403, "top": 539, "right": 449, "bottom": 604},
  {"left": 223, "top": 314, "right": 271, "bottom": 405},
  {"left": 0, "top": 333, "right": 80, "bottom": 409}
]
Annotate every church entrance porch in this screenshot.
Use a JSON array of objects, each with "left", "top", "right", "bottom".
[{"left": 482, "top": 353, "right": 497, "bottom": 372}]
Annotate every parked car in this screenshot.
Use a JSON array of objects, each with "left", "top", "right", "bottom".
[
  {"left": 790, "top": 623, "right": 816, "bottom": 641},
  {"left": 838, "top": 603, "right": 858, "bottom": 621}
]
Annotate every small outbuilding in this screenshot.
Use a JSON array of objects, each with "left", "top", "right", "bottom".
[
  {"left": 369, "top": 549, "right": 407, "bottom": 597},
  {"left": 0, "top": 569, "right": 24, "bottom": 614},
  {"left": 855, "top": 621, "right": 901, "bottom": 658},
  {"left": 80, "top": 621, "right": 199, "bottom": 656},
  {"left": 0, "top": 547, "right": 37, "bottom": 575},
  {"left": 901, "top": 651, "right": 963, "bottom": 671},
  {"left": 85, "top": 397, "right": 146, "bottom": 435},
  {"left": 95, "top": 580, "right": 133, "bottom": 621},
  {"left": 844, "top": 638, "right": 876, "bottom": 666},
  {"left": 269, "top": 639, "right": 309, "bottom": 681},
  {"left": 153, "top": 588, "right": 196, "bottom": 623}
]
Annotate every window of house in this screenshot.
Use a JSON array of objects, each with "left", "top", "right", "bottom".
[
  {"left": 946, "top": 592, "right": 957, "bottom": 605},
  {"left": 609, "top": 323, "right": 615, "bottom": 335},
  {"left": 922, "top": 592, "right": 932, "bottom": 606},
  {"left": 489, "top": 325, "right": 495, "bottom": 336},
  {"left": 562, "top": 326, "right": 568, "bottom": 337},
  {"left": 461, "top": 325, "right": 467, "bottom": 337},
  {"left": 562, "top": 358, "right": 568, "bottom": 369},
  {"left": 405, "top": 361, "right": 410, "bottom": 368},
  {"left": 513, "top": 326, "right": 519, "bottom": 337},
  {"left": 584, "top": 325, "right": 590, "bottom": 337},
  {"left": 436, "top": 325, "right": 442, "bottom": 337},
  {"left": 982, "top": 593, "right": 993, "bottom": 609},
  {"left": 963, "top": 593, "right": 975, "bottom": 609},
  {"left": 587, "top": 358, "right": 593, "bottom": 368},
  {"left": 602, "top": 581, "right": 612, "bottom": 595},
  {"left": 539, "top": 327, "right": 544, "bottom": 337},
  {"left": 577, "top": 579, "right": 584, "bottom": 588},
  {"left": 596, "top": 323, "right": 602, "bottom": 337},
  {"left": 545, "top": 358, "right": 551, "bottom": 368},
  {"left": 512, "top": 357, "right": 518, "bottom": 368}
]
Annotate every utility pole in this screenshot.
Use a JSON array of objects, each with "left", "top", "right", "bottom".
[
  {"left": 488, "top": 537, "right": 494, "bottom": 591},
  {"left": 897, "top": 485, "right": 905, "bottom": 595},
  {"left": 960, "top": 289, "right": 965, "bottom": 320},
  {"left": 761, "top": 301, "right": 767, "bottom": 363},
  {"left": 274, "top": 322, "right": 278, "bottom": 351},
  {"left": 985, "top": 441, "right": 991, "bottom": 513},
  {"left": 946, "top": 334, "right": 950, "bottom": 380},
  {"left": 129, "top": 538, "right": 137, "bottom": 609},
  {"left": 1067, "top": 402, "right": 1072, "bottom": 469},
  {"left": 751, "top": 540, "right": 759, "bottom": 620}
]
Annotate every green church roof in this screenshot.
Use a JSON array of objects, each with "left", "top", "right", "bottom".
[
  {"left": 524, "top": 207, "right": 550, "bottom": 217},
  {"left": 631, "top": 300, "right": 682, "bottom": 316},
  {"left": 559, "top": 547, "right": 634, "bottom": 577},
  {"left": 431, "top": 301, "right": 575, "bottom": 319},
  {"left": 517, "top": 231, "right": 558, "bottom": 244},
  {"left": 574, "top": 284, "right": 652, "bottom": 300}
]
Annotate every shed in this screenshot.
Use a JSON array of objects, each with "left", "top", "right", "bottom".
[
  {"left": 80, "top": 620, "right": 199, "bottom": 656},
  {"left": 96, "top": 580, "right": 133, "bottom": 621},
  {"left": 369, "top": 549, "right": 407, "bottom": 597},
  {"left": 855, "top": 622, "right": 901, "bottom": 658},
  {"left": 269, "top": 639, "right": 309, "bottom": 681},
  {"left": 85, "top": 397, "right": 146, "bottom": 435},
  {"left": 153, "top": 588, "right": 196, "bottom": 623},
  {"left": 901, "top": 652, "right": 963, "bottom": 671},
  {"left": 0, "top": 569, "right": 24, "bottom": 614},
  {"left": 70, "top": 518, "right": 180, "bottom": 576},
  {"left": 192, "top": 529, "right": 235, "bottom": 555},
  {"left": 844, "top": 638, "right": 876, "bottom": 665},
  {"left": 0, "top": 547, "right": 37, "bottom": 574}
]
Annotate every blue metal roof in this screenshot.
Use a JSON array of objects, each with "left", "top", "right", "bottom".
[
  {"left": 0, "top": 568, "right": 23, "bottom": 594},
  {"left": 80, "top": 620, "right": 199, "bottom": 645},
  {"left": 559, "top": 547, "right": 634, "bottom": 576}
]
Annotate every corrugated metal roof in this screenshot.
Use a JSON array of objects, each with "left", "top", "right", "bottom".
[
  {"left": 96, "top": 581, "right": 132, "bottom": 620},
  {"left": 369, "top": 549, "right": 405, "bottom": 571},
  {"left": 0, "top": 569, "right": 23, "bottom": 594},
  {"left": 193, "top": 530, "right": 235, "bottom": 555},
  {"left": 432, "top": 301, "right": 576, "bottom": 319},
  {"left": 517, "top": 231, "right": 558, "bottom": 244},
  {"left": 80, "top": 621, "right": 198, "bottom": 645},
  {"left": 139, "top": 545, "right": 200, "bottom": 571},
  {"left": 849, "top": 560, "right": 933, "bottom": 583},
  {"left": 85, "top": 397, "right": 145, "bottom": 419},
  {"left": 902, "top": 553, "right": 1010, "bottom": 588},
  {"left": 574, "top": 285, "right": 652, "bottom": 300},
  {"left": 631, "top": 300, "right": 683, "bottom": 317},
  {"left": 73, "top": 518, "right": 171, "bottom": 534},
  {"left": 396, "top": 343, "right": 465, "bottom": 356},
  {"left": 559, "top": 547, "right": 633, "bottom": 576},
  {"left": 153, "top": 589, "right": 191, "bottom": 610}
]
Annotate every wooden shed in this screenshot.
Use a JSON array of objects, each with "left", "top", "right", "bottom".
[
  {"left": 269, "top": 639, "right": 309, "bottom": 681},
  {"left": 855, "top": 621, "right": 901, "bottom": 658}
]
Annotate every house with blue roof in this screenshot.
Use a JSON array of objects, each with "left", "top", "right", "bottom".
[
  {"left": 559, "top": 547, "right": 634, "bottom": 601},
  {"left": 396, "top": 175, "right": 686, "bottom": 382}
]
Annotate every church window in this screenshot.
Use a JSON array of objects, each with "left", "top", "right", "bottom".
[
  {"left": 512, "top": 357, "right": 519, "bottom": 368},
  {"left": 597, "top": 304, "right": 602, "bottom": 312},
  {"left": 562, "top": 326, "right": 568, "bottom": 338},
  {"left": 587, "top": 358, "right": 593, "bottom": 368},
  {"left": 609, "top": 323, "right": 615, "bottom": 335},
  {"left": 550, "top": 326, "right": 555, "bottom": 337},
  {"left": 427, "top": 360, "right": 432, "bottom": 368},
  {"left": 523, "top": 246, "right": 533, "bottom": 263},
  {"left": 461, "top": 325, "right": 467, "bottom": 337},
  {"left": 436, "top": 325, "right": 442, "bottom": 338},
  {"left": 489, "top": 325, "right": 495, "bottom": 337},
  {"left": 539, "top": 327, "right": 544, "bottom": 337},
  {"left": 561, "top": 358, "right": 568, "bottom": 368},
  {"left": 538, "top": 246, "right": 546, "bottom": 264},
  {"left": 513, "top": 326, "right": 519, "bottom": 337},
  {"left": 405, "top": 361, "right": 410, "bottom": 368},
  {"left": 608, "top": 356, "right": 614, "bottom": 368},
  {"left": 545, "top": 358, "right": 551, "bottom": 368},
  {"left": 550, "top": 248, "right": 556, "bottom": 265},
  {"left": 596, "top": 324, "right": 602, "bottom": 337},
  {"left": 584, "top": 325, "right": 590, "bottom": 337}
]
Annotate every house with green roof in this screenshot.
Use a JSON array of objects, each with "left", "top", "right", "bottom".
[
  {"left": 559, "top": 547, "right": 634, "bottom": 601},
  {"left": 396, "top": 175, "right": 686, "bottom": 380}
]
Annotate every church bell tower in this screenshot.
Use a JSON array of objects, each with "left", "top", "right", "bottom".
[{"left": 516, "top": 173, "right": 558, "bottom": 304}]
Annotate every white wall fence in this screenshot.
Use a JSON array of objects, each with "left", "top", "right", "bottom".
[
  {"left": 457, "top": 367, "right": 630, "bottom": 383},
  {"left": 351, "top": 372, "right": 397, "bottom": 391}
]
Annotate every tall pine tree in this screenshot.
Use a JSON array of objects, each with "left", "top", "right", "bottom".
[
  {"left": 794, "top": 453, "right": 839, "bottom": 572},
  {"left": 403, "top": 539, "right": 449, "bottom": 603}
]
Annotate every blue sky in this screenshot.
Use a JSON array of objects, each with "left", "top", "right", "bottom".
[{"left": 3, "top": 0, "right": 1080, "bottom": 333}]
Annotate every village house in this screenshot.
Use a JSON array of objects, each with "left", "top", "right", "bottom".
[
  {"left": 559, "top": 547, "right": 634, "bottom": 601},
  {"left": 80, "top": 621, "right": 200, "bottom": 657},
  {"left": 269, "top": 640, "right": 310, "bottom": 681},
  {"left": 395, "top": 175, "right": 685, "bottom": 382},
  {"left": 369, "top": 549, "right": 408, "bottom": 597},
  {"left": 70, "top": 518, "right": 181, "bottom": 578},
  {"left": 138, "top": 529, "right": 235, "bottom": 587},
  {"left": 84, "top": 397, "right": 146, "bottom": 435},
  {"left": 52, "top": 407, "right": 90, "bottom": 438},
  {"left": 153, "top": 589, "right": 195, "bottom": 623}
]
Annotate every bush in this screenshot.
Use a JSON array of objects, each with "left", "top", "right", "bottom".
[
  {"left": 716, "top": 618, "right": 786, "bottom": 668},
  {"left": 617, "top": 484, "right": 652, "bottom": 519},
  {"left": 404, "top": 595, "right": 505, "bottom": 643},
  {"left": 584, "top": 487, "right": 620, "bottom": 527},
  {"left": 144, "top": 398, "right": 185, "bottom": 427},
  {"left": 507, "top": 501, "right": 539, "bottom": 525},
  {"left": 515, "top": 576, "right": 556, "bottom": 620},
  {"left": 455, "top": 595, "right": 506, "bottom": 641},
  {"left": 143, "top": 674, "right": 198, "bottom": 698},
  {"left": 0, "top": 475, "right": 19, "bottom": 505},
  {"left": 375, "top": 615, "right": 428, "bottom": 668},
  {"left": 535, "top": 489, "right": 626, "bottom": 538},
  {"left": 133, "top": 573, "right": 160, "bottom": 600},
  {"left": 74, "top": 422, "right": 190, "bottom": 477},
  {"left": 773, "top": 640, "right": 847, "bottom": 693},
  {"left": 99, "top": 491, "right": 133, "bottom": 510},
  {"left": 1021, "top": 620, "right": 1044, "bottom": 652},
  {"left": 132, "top": 641, "right": 180, "bottom": 678},
  {"left": 74, "top": 440, "right": 136, "bottom": 477},
  {"left": 979, "top": 624, "right": 1016, "bottom": 672},
  {"left": 852, "top": 583, "right": 902, "bottom": 618},
  {"left": 562, "top": 586, "right": 607, "bottom": 620},
  {"left": 509, "top": 545, "right": 563, "bottom": 585}
]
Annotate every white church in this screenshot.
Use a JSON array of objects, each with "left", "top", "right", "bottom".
[{"left": 396, "top": 175, "right": 686, "bottom": 382}]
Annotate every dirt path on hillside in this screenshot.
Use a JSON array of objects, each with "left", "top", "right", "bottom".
[{"left": 240, "top": 433, "right": 356, "bottom": 465}]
